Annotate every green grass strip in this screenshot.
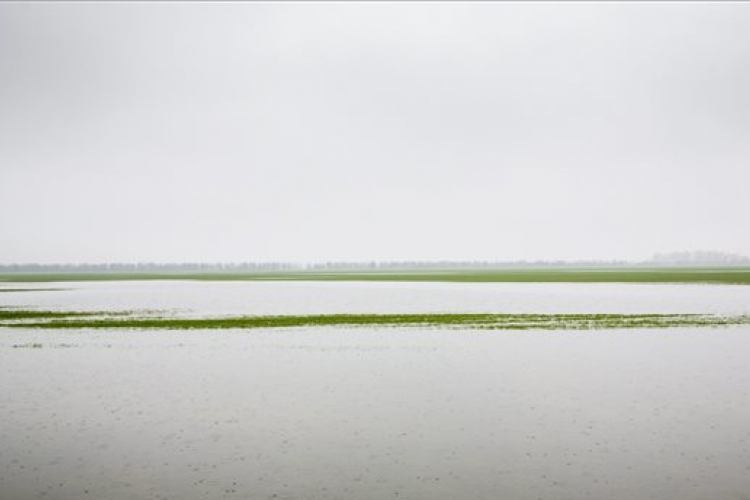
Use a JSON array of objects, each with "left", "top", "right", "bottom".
[
  {"left": 2, "top": 311, "right": 750, "bottom": 331},
  {"left": 0, "top": 309, "right": 132, "bottom": 320},
  {"left": 2, "top": 268, "right": 750, "bottom": 284}
]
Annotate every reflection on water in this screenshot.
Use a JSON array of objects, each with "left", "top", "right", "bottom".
[{"left": 2, "top": 282, "right": 750, "bottom": 499}]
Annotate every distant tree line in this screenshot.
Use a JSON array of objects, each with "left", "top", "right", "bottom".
[
  {"left": 650, "top": 251, "right": 750, "bottom": 265},
  {"left": 0, "top": 262, "right": 303, "bottom": 273},
  {"left": 0, "top": 260, "right": 642, "bottom": 273},
  {"left": 0, "top": 252, "right": 747, "bottom": 273}
]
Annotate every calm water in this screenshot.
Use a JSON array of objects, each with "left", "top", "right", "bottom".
[
  {"left": 2, "top": 280, "right": 750, "bottom": 316},
  {"left": 2, "top": 281, "right": 750, "bottom": 499}
]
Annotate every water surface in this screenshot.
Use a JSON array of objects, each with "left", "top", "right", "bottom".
[
  {"left": 2, "top": 280, "right": 750, "bottom": 316},
  {"left": 2, "top": 281, "right": 750, "bottom": 499}
]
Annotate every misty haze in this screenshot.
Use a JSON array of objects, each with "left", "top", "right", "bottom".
[{"left": 2, "top": 2, "right": 750, "bottom": 500}]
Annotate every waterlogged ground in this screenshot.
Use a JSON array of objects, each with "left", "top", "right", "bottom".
[
  {"left": 2, "top": 280, "right": 750, "bottom": 316},
  {"left": 2, "top": 281, "right": 750, "bottom": 499}
]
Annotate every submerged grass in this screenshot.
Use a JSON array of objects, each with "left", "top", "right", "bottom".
[
  {"left": 2, "top": 310, "right": 749, "bottom": 331},
  {"left": 2, "top": 268, "right": 750, "bottom": 284},
  {"left": 0, "top": 309, "right": 134, "bottom": 320}
]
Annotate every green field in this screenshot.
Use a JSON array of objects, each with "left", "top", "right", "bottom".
[
  {"left": 2, "top": 267, "right": 750, "bottom": 284},
  {"left": 2, "top": 309, "right": 749, "bottom": 331}
]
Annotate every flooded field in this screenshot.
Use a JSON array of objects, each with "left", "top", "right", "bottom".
[
  {"left": 2, "top": 281, "right": 750, "bottom": 499},
  {"left": 3, "top": 280, "right": 750, "bottom": 316}
]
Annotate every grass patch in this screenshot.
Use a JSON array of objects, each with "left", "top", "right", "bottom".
[
  {"left": 0, "top": 309, "right": 134, "bottom": 320},
  {"left": 2, "top": 311, "right": 749, "bottom": 331}
]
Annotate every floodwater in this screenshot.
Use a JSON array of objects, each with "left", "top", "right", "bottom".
[
  {"left": 2, "top": 279, "right": 750, "bottom": 316},
  {"left": 2, "top": 282, "right": 750, "bottom": 499}
]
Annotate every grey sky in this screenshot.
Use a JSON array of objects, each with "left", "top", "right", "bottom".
[{"left": 1, "top": 2, "right": 749, "bottom": 264}]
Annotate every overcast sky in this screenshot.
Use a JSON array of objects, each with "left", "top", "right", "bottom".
[{"left": 1, "top": 2, "right": 749, "bottom": 264}]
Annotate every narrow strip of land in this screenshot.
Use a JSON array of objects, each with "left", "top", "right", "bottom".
[
  {"left": 2, "top": 310, "right": 749, "bottom": 331},
  {"left": 2, "top": 268, "right": 750, "bottom": 284}
]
